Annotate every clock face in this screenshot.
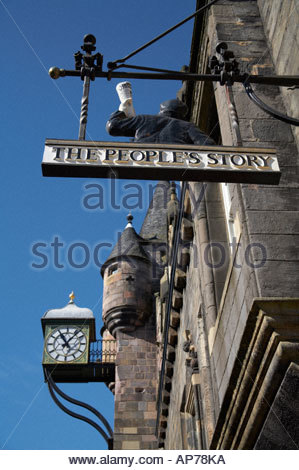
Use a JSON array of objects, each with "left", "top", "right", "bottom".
[{"left": 46, "top": 326, "right": 87, "bottom": 363}]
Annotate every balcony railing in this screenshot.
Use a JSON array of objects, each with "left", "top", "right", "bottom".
[{"left": 89, "top": 339, "right": 116, "bottom": 364}]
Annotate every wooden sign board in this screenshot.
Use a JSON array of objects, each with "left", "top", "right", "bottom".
[{"left": 42, "top": 139, "right": 280, "bottom": 184}]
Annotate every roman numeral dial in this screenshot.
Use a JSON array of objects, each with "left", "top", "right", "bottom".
[{"left": 46, "top": 326, "right": 87, "bottom": 362}]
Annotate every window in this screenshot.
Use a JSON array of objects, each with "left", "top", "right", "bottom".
[
  {"left": 108, "top": 263, "right": 118, "bottom": 276},
  {"left": 180, "top": 383, "right": 200, "bottom": 449}
]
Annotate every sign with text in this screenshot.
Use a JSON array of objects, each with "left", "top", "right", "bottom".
[{"left": 42, "top": 139, "right": 280, "bottom": 184}]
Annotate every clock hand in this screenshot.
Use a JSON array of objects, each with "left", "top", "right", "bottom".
[
  {"left": 59, "top": 332, "right": 70, "bottom": 348},
  {"left": 67, "top": 338, "right": 80, "bottom": 353},
  {"left": 67, "top": 328, "right": 83, "bottom": 343}
]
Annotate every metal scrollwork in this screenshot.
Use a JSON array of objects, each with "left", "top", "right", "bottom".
[{"left": 45, "top": 369, "right": 113, "bottom": 448}]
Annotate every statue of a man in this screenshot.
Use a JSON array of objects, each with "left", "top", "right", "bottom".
[{"left": 106, "top": 98, "right": 215, "bottom": 146}]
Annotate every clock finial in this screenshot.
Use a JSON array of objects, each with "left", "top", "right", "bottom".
[{"left": 69, "top": 291, "right": 75, "bottom": 303}]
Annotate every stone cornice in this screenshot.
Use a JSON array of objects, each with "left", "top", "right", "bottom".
[{"left": 211, "top": 298, "right": 299, "bottom": 449}]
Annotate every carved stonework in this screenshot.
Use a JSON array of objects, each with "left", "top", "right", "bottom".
[
  {"left": 211, "top": 298, "right": 299, "bottom": 450},
  {"left": 183, "top": 331, "right": 199, "bottom": 372}
]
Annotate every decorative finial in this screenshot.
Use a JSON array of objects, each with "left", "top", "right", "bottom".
[
  {"left": 125, "top": 213, "right": 134, "bottom": 228},
  {"left": 69, "top": 291, "right": 75, "bottom": 303}
]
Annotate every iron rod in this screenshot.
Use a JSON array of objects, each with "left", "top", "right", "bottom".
[
  {"left": 46, "top": 369, "right": 113, "bottom": 436},
  {"left": 59, "top": 69, "right": 299, "bottom": 87},
  {"left": 244, "top": 82, "right": 299, "bottom": 126},
  {"left": 47, "top": 377, "right": 111, "bottom": 444},
  {"left": 109, "top": 0, "right": 220, "bottom": 65},
  {"left": 79, "top": 75, "right": 90, "bottom": 140}
]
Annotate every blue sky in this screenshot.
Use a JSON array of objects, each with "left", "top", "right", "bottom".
[{"left": 0, "top": 0, "right": 195, "bottom": 450}]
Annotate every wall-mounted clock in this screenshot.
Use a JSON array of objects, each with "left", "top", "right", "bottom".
[
  {"left": 45, "top": 325, "right": 88, "bottom": 363},
  {"left": 41, "top": 292, "right": 96, "bottom": 368}
]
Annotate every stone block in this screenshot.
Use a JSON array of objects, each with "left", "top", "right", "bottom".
[
  {"left": 172, "top": 290, "right": 183, "bottom": 310},
  {"left": 249, "top": 234, "right": 299, "bottom": 262},
  {"left": 238, "top": 119, "right": 256, "bottom": 141},
  {"left": 251, "top": 119, "right": 294, "bottom": 143},
  {"left": 211, "top": 332, "right": 224, "bottom": 378},
  {"left": 115, "top": 412, "right": 146, "bottom": 424},
  {"left": 205, "top": 182, "right": 222, "bottom": 203},
  {"left": 216, "top": 22, "right": 265, "bottom": 42},
  {"left": 247, "top": 210, "right": 299, "bottom": 235},
  {"left": 148, "top": 402, "right": 156, "bottom": 412},
  {"left": 170, "top": 310, "right": 180, "bottom": 329},
  {"left": 277, "top": 167, "right": 299, "bottom": 188},
  {"left": 234, "top": 91, "right": 272, "bottom": 119},
  {"left": 208, "top": 217, "right": 229, "bottom": 243},
  {"left": 242, "top": 187, "right": 299, "bottom": 211},
  {"left": 206, "top": 201, "right": 226, "bottom": 218},
  {"left": 161, "top": 403, "right": 169, "bottom": 417},
  {"left": 140, "top": 441, "right": 158, "bottom": 449},
  {"left": 254, "top": 363, "right": 299, "bottom": 449},
  {"left": 119, "top": 427, "right": 138, "bottom": 434},
  {"left": 181, "top": 218, "right": 194, "bottom": 241},
  {"left": 211, "top": 4, "right": 235, "bottom": 17},
  {"left": 256, "top": 260, "right": 299, "bottom": 297},
  {"left": 215, "top": 337, "right": 230, "bottom": 390},
  {"left": 231, "top": 2, "right": 260, "bottom": 17},
  {"left": 117, "top": 401, "right": 139, "bottom": 412},
  {"left": 122, "top": 441, "right": 140, "bottom": 450},
  {"left": 274, "top": 10, "right": 299, "bottom": 65},
  {"left": 138, "top": 401, "right": 148, "bottom": 411},
  {"left": 144, "top": 411, "right": 157, "bottom": 420},
  {"left": 174, "top": 269, "right": 186, "bottom": 292},
  {"left": 162, "top": 389, "right": 170, "bottom": 405},
  {"left": 164, "top": 376, "right": 172, "bottom": 392},
  {"left": 178, "top": 246, "right": 190, "bottom": 271},
  {"left": 215, "top": 281, "right": 226, "bottom": 308},
  {"left": 142, "top": 434, "right": 157, "bottom": 442},
  {"left": 165, "top": 360, "right": 174, "bottom": 378}
]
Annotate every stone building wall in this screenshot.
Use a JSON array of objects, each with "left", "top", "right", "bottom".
[
  {"left": 257, "top": 0, "right": 299, "bottom": 149},
  {"left": 113, "top": 322, "right": 158, "bottom": 450},
  {"left": 107, "top": 0, "right": 299, "bottom": 451},
  {"left": 200, "top": 0, "right": 298, "bottom": 416},
  {"left": 161, "top": 0, "right": 299, "bottom": 450},
  {"left": 164, "top": 235, "right": 203, "bottom": 449}
]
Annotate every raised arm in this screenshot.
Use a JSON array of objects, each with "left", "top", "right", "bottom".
[{"left": 106, "top": 111, "right": 142, "bottom": 138}]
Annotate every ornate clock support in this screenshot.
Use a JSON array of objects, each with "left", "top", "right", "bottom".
[
  {"left": 41, "top": 293, "right": 115, "bottom": 449},
  {"left": 45, "top": 369, "right": 113, "bottom": 449}
]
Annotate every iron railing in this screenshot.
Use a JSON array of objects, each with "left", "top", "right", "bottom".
[{"left": 89, "top": 339, "right": 116, "bottom": 364}]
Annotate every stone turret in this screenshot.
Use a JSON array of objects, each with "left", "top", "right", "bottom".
[
  {"left": 101, "top": 214, "right": 158, "bottom": 450},
  {"left": 101, "top": 214, "right": 152, "bottom": 336},
  {"left": 101, "top": 185, "right": 171, "bottom": 450}
]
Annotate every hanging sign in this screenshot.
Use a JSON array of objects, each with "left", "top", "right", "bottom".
[{"left": 42, "top": 139, "right": 280, "bottom": 184}]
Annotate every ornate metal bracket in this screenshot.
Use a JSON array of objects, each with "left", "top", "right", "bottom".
[
  {"left": 48, "top": 2, "right": 299, "bottom": 139},
  {"left": 45, "top": 368, "right": 113, "bottom": 449},
  {"left": 50, "top": 34, "right": 103, "bottom": 140},
  {"left": 210, "top": 42, "right": 240, "bottom": 86},
  {"left": 243, "top": 81, "right": 299, "bottom": 126},
  {"left": 210, "top": 42, "right": 299, "bottom": 126}
]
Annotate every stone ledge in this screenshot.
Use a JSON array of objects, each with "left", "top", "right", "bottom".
[
  {"left": 254, "top": 362, "right": 299, "bottom": 449},
  {"left": 211, "top": 298, "right": 299, "bottom": 449}
]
